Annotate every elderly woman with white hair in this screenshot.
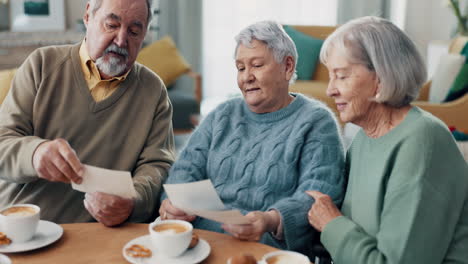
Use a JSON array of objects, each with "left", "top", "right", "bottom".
[
  {"left": 307, "top": 16, "right": 468, "bottom": 263},
  {"left": 159, "top": 21, "right": 345, "bottom": 253}
]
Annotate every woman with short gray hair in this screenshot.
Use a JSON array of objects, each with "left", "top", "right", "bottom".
[
  {"left": 235, "top": 20, "right": 299, "bottom": 83},
  {"left": 159, "top": 21, "right": 345, "bottom": 254},
  {"left": 307, "top": 16, "right": 468, "bottom": 264},
  {"left": 319, "top": 16, "right": 427, "bottom": 107}
]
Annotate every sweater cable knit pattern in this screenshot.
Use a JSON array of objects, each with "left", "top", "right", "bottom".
[{"left": 163, "top": 93, "right": 345, "bottom": 253}]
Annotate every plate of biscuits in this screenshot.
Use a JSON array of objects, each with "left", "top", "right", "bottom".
[
  {"left": 122, "top": 232, "right": 210, "bottom": 264},
  {"left": 0, "top": 221, "right": 63, "bottom": 253}
]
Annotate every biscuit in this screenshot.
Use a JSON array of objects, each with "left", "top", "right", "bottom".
[
  {"left": 125, "top": 244, "right": 152, "bottom": 258},
  {"left": 0, "top": 238, "right": 11, "bottom": 245},
  {"left": 0, "top": 232, "right": 11, "bottom": 246},
  {"left": 188, "top": 233, "right": 199, "bottom": 249}
]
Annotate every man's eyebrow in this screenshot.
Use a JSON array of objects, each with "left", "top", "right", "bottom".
[
  {"left": 105, "top": 13, "right": 144, "bottom": 29},
  {"left": 106, "top": 13, "right": 121, "bottom": 21},
  {"left": 131, "top": 20, "right": 144, "bottom": 29}
]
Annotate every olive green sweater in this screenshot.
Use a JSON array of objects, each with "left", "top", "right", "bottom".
[
  {"left": 0, "top": 43, "right": 175, "bottom": 223},
  {"left": 322, "top": 107, "right": 468, "bottom": 264}
]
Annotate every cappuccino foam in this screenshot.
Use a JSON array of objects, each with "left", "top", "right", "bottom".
[
  {"left": 1, "top": 206, "right": 37, "bottom": 217},
  {"left": 153, "top": 223, "right": 189, "bottom": 234}
]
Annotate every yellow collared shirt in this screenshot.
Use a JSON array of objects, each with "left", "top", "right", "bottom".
[{"left": 79, "top": 40, "right": 129, "bottom": 102}]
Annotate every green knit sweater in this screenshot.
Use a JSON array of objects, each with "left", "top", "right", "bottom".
[
  {"left": 322, "top": 107, "right": 468, "bottom": 264},
  {"left": 0, "top": 43, "right": 175, "bottom": 223}
]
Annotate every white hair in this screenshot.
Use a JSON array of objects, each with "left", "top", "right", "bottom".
[
  {"left": 235, "top": 21, "right": 298, "bottom": 84},
  {"left": 320, "top": 16, "right": 427, "bottom": 107},
  {"left": 89, "top": 0, "right": 153, "bottom": 26}
]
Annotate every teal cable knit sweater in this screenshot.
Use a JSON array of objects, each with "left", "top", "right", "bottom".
[{"left": 163, "top": 94, "right": 345, "bottom": 253}]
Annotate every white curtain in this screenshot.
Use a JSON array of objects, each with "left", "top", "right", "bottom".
[
  {"left": 158, "top": 0, "right": 202, "bottom": 92},
  {"left": 202, "top": 0, "right": 338, "bottom": 99},
  {"left": 337, "top": 0, "right": 385, "bottom": 24},
  {"left": 337, "top": 0, "right": 407, "bottom": 29}
]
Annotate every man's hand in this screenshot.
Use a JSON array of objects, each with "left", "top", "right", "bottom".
[
  {"left": 159, "top": 199, "right": 196, "bottom": 222},
  {"left": 84, "top": 192, "right": 134, "bottom": 227},
  {"left": 33, "top": 139, "right": 84, "bottom": 184},
  {"left": 306, "top": 190, "right": 342, "bottom": 232},
  {"left": 222, "top": 210, "right": 280, "bottom": 241}
]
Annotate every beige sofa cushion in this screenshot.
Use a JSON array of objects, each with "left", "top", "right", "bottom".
[
  {"left": 289, "top": 81, "right": 343, "bottom": 126},
  {"left": 0, "top": 68, "right": 17, "bottom": 105}
]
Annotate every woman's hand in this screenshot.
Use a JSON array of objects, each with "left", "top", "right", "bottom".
[
  {"left": 222, "top": 210, "right": 280, "bottom": 241},
  {"left": 306, "top": 191, "right": 342, "bottom": 232},
  {"left": 159, "top": 199, "right": 196, "bottom": 222}
]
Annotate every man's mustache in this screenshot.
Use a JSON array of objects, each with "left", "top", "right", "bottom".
[{"left": 103, "top": 44, "right": 129, "bottom": 58}]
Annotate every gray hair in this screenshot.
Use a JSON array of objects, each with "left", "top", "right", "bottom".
[
  {"left": 89, "top": 0, "right": 153, "bottom": 26},
  {"left": 235, "top": 21, "right": 298, "bottom": 84},
  {"left": 320, "top": 16, "right": 427, "bottom": 107}
]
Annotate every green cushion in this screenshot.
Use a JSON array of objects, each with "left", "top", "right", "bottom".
[
  {"left": 444, "top": 63, "right": 468, "bottom": 102},
  {"left": 460, "top": 42, "right": 468, "bottom": 62},
  {"left": 283, "top": 25, "right": 323, "bottom": 80}
]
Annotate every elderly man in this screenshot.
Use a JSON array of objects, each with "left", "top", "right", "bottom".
[{"left": 0, "top": 0, "right": 175, "bottom": 226}]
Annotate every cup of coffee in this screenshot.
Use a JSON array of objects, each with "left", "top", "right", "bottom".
[
  {"left": 261, "top": 250, "right": 310, "bottom": 264},
  {"left": 149, "top": 219, "right": 193, "bottom": 257},
  {"left": 227, "top": 254, "right": 258, "bottom": 264},
  {"left": 0, "top": 204, "right": 40, "bottom": 243}
]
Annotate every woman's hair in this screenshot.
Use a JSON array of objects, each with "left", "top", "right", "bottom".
[
  {"left": 235, "top": 21, "right": 298, "bottom": 83},
  {"left": 89, "top": 0, "right": 153, "bottom": 25},
  {"left": 320, "top": 16, "right": 427, "bottom": 107}
]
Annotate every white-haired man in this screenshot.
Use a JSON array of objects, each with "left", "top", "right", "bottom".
[{"left": 0, "top": 0, "right": 174, "bottom": 226}]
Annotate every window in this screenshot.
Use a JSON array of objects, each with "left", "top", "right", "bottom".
[{"left": 202, "top": 0, "right": 337, "bottom": 99}]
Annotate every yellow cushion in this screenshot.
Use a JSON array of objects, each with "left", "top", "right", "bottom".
[
  {"left": 0, "top": 68, "right": 17, "bottom": 105},
  {"left": 137, "top": 36, "right": 190, "bottom": 86}
]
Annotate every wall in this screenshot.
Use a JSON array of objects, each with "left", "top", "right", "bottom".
[
  {"left": 65, "top": 0, "right": 87, "bottom": 30},
  {"left": 0, "top": 3, "right": 8, "bottom": 30},
  {"left": 404, "top": 0, "right": 457, "bottom": 60},
  {"left": 0, "top": 0, "right": 86, "bottom": 31},
  {"left": 337, "top": 0, "right": 457, "bottom": 61}
]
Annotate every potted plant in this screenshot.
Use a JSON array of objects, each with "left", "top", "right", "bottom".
[{"left": 445, "top": 0, "right": 468, "bottom": 36}]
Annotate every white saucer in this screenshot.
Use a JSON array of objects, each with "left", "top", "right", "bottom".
[
  {"left": 0, "top": 254, "right": 11, "bottom": 264},
  {"left": 123, "top": 235, "right": 210, "bottom": 264},
  {"left": 0, "top": 220, "right": 63, "bottom": 253}
]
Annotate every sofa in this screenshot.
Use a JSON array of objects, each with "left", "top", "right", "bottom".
[
  {"left": 288, "top": 25, "right": 468, "bottom": 131},
  {"left": 136, "top": 36, "right": 201, "bottom": 134}
]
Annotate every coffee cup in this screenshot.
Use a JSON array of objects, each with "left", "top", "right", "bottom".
[
  {"left": 261, "top": 250, "right": 310, "bottom": 264},
  {"left": 227, "top": 254, "right": 257, "bottom": 264},
  {"left": 0, "top": 204, "right": 40, "bottom": 243},
  {"left": 149, "top": 219, "right": 193, "bottom": 257}
]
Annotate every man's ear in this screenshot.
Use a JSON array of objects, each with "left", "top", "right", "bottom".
[{"left": 83, "top": 2, "right": 91, "bottom": 28}]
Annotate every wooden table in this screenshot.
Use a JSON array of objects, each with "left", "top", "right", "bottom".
[{"left": 6, "top": 223, "right": 280, "bottom": 263}]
